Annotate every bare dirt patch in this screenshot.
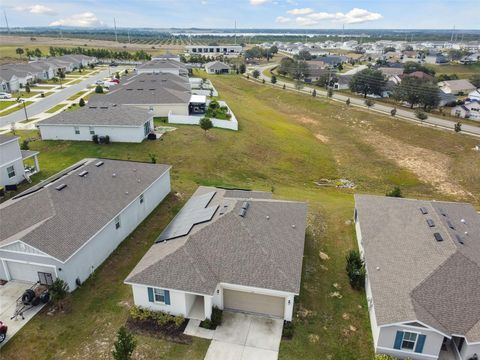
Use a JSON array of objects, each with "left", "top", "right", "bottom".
[
  {"left": 295, "top": 116, "right": 317, "bottom": 125},
  {"left": 315, "top": 133, "right": 330, "bottom": 143},
  {"left": 363, "top": 131, "right": 470, "bottom": 198}
]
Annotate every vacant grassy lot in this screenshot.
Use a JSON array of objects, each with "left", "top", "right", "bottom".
[
  {"left": 1, "top": 74, "right": 479, "bottom": 360},
  {"left": 426, "top": 63, "right": 480, "bottom": 79}
]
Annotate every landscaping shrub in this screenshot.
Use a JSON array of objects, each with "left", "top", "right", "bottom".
[
  {"left": 454, "top": 122, "right": 462, "bottom": 133},
  {"left": 346, "top": 98, "right": 350, "bottom": 105},
  {"left": 375, "top": 355, "right": 399, "bottom": 360},
  {"left": 415, "top": 109, "right": 428, "bottom": 120},
  {"left": 364, "top": 99, "right": 374, "bottom": 107},
  {"left": 327, "top": 89, "right": 333, "bottom": 97},
  {"left": 200, "top": 307, "right": 223, "bottom": 330},
  {"left": 129, "top": 306, "right": 184, "bottom": 328},
  {"left": 48, "top": 278, "right": 69, "bottom": 309},
  {"left": 104, "top": 135, "right": 110, "bottom": 144},
  {"left": 282, "top": 321, "right": 294, "bottom": 339},
  {"left": 92, "top": 134, "right": 99, "bottom": 144},
  {"left": 112, "top": 326, "right": 136, "bottom": 360},
  {"left": 386, "top": 186, "right": 403, "bottom": 198},
  {"left": 95, "top": 85, "right": 104, "bottom": 94},
  {"left": 345, "top": 250, "right": 365, "bottom": 290},
  {"left": 390, "top": 108, "right": 397, "bottom": 116},
  {"left": 20, "top": 140, "right": 29, "bottom": 150},
  {"left": 79, "top": 98, "right": 85, "bottom": 107}
]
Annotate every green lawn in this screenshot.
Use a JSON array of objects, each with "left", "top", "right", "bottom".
[
  {"left": 0, "top": 101, "right": 33, "bottom": 116},
  {"left": 1, "top": 74, "right": 479, "bottom": 360},
  {"left": 0, "top": 100, "right": 16, "bottom": 111},
  {"left": 67, "top": 90, "right": 89, "bottom": 101},
  {"left": 45, "top": 103, "right": 67, "bottom": 113}
]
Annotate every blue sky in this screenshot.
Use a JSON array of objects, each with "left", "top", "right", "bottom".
[{"left": 1, "top": 0, "right": 479, "bottom": 29}]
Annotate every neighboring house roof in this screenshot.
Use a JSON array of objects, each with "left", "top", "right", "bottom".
[
  {"left": 0, "top": 134, "right": 18, "bottom": 145},
  {"left": 402, "top": 71, "right": 435, "bottom": 81},
  {"left": 439, "top": 79, "right": 476, "bottom": 92},
  {"left": 205, "top": 61, "right": 230, "bottom": 71},
  {"left": 355, "top": 194, "right": 480, "bottom": 342},
  {"left": 0, "top": 66, "right": 32, "bottom": 80},
  {"left": 91, "top": 73, "right": 191, "bottom": 105},
  {"left": 0, "top": 159, "right": 171, "bottom": 262},
  {"left": 336, "top": 75, "right": 353, "bottom": 86},
  {"left": 137, "top": 59, "right": 187, "bottom": 72},
  {"left": 126, "top": 186, "right": 308, "bottom": 295},
  {"left": 378, "top": 67, "right": 404, "bottom": 76},
  {"left": 38, "top": 102, "right": 152, "bottom": 127}
]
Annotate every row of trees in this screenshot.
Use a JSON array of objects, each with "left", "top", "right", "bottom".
[
  {"left": 277, "top": 57, "right": 310, "bottom": 80},
  {"left": 48, "top": 46, "right": 151, "bottom": 61},
  {"left": 16, "top": 47, "right": 43, "bottom": 58},
  {"left": 244, "top": 45, "right": 278, "bottom": 60}
]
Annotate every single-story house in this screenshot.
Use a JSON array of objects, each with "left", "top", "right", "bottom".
[
  {"left": 28, "top": 61, "right": 56, "bottom": 80},
  {"left": 204, "top": 61, "right": 230, "bottom": 74},
  {"left": 136, "top": 59, "right": 188, "bottom": 76},
  {"left": 451, "top": 100, "right": 480, "bottom": 120},
  {"left": 378, "top": 67, "right": 404, "bottom": 77},
  {"left": 438, "top": 90, "right": 457, "bottom": 107},
  {"left": 38, "top": 102, "right": 154, "bottom": 143},
  {"left": 439, "top": 79, "right": 477, "bottom": 95},
  {"left": 0, "top": 134, "right": 40, "bottom": 187},
  {"left": 425, "top": 54, "right": 449, "bottom": 65},
  {"left": 0, "top": 73, "right": 19, "bottom": 92},
  {"left": 152, "top": 53, "right": 181, "bottom": 62},
  {"left": 401, "top": 71, "right": 435, "bottom": 82},
  {"left": 0, "top": 66, "right": 33, "bottom": 88},
  {"left": 45, "top": 58, "right": 74, "bottom": 74},
  {"left": 0, "top": 158, "right": 171, "bottom": 291},
  {"left": 468, "top": 89, "right": 480, "bottom": 101},
  {"left": 355, "top": 194, "right": 480, "bottom": 360},
  {"left": 125, "top": 187, "right": 307, "bottom": 321},
  {"left": 56, "top": 54, "right": 97, "bottom": 69},
  {"left": 91, "top": 73, "right": 191, "bottom": 116},
  {"left": 333, "top": 74, "right": 353, "bottom": 90},
  {"left": 304, "top": 62, "right": 330, "bottom": 83}
]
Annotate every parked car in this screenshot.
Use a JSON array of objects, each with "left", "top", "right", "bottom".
[
  {"left": 109, "top": 78, "right": 120, "bottom": 84},
  {"left": 95, "top": 80, "right": 104, "bottom": 86},
  {"left": 0, "top": 321, "right": 7, "bottom": 343},
  {"left": 0, "top": 92, "right": 12, "bottom": 99}
]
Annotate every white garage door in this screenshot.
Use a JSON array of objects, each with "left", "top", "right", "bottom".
[
  {"left": 5, "top": 261, "right": 56, "bottom": 283},
  {"left": 223, "top": 289, "right": 285, "bottom": 318}
]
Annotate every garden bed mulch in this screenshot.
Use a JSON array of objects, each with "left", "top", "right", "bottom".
[{"left": 125, "top": 316, "right": 192, "bottom": 344}]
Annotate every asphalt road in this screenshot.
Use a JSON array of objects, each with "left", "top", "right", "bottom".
[
  {"left": 253, "top": 64, "right": 480, "bottom": 138},
  {"left": 0, "top": 67, "right": 122, "bottom": 127}
]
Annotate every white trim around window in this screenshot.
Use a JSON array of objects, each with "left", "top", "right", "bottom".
[{"left": 154, "top": 288, "right": 166, "bottom": 304}]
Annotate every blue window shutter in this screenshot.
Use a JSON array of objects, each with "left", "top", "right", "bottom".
[
  {"left": 164, "top": 290, "right": 171, "bottom": 305},
  {"left": 394, "top": 331, "right": 404, "bottom": 350},
  {"left": 147, "top": 287, "right": 154, "bottom": 302},
  {"left": 415, "top": 334, "right": 426, "bottom": 353}
]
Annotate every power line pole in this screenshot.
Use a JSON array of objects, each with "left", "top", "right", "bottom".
[
  {"left": 234, "top": 20, "right": 237, "bottom": 45},
  {"left": 3, "top": 10, "right": 10, "bottom": 34},
  {"left": 114, "top": 18, "right": 118, "bottom": 43}
]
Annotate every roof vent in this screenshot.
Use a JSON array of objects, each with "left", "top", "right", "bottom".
[
  {"left": 439, "top": 208, "right": 447, "bottom": 216},
  {"left": 433, "top": 233, "right": 443, "bottom": 242},
  {"left": 426, "top": 219, "right": 435, "bottom": 227},
  {"left": 420, "top": 207, "right": 428, "bottom": 215},
  {"left": 446, "top": 220, "right": 455, "bottom": 229},
  {"left": 239, "top": 208, "right": 247, "bottom": 217},
  {"left": 112, "top": 173, "right": 116, "bottom": 177},
  {"left": 242, "top": 201, "right": 249, "bottom": 210},
  {"left": 266, "top": 215, "right": 270, "bottom": 220},
  {"left": 95, "top": 161, "right": 104, "bottom": 167},
  {"left": 292, "top": 224, "right": 296, "bottom": 229},
  {"left": 460, "top": 219, "right": 466, "bottom": 224},
  {"left": 55, "top": 184, "right": 67, "bottom": 191},
  {"left": 455, "top": 234, "right": 465, "bottom": 245},
  {"left": 78, "top": 170, "right": 88, "bottom": 177},
  {"left": 219, "top": 205, "right": 228, "bottom": 215}
]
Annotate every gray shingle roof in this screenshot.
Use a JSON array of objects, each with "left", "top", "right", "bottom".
[
  {"left": 205, "top": 61, "right": 230, "bottom": 71},
  {"left": 137, "top": 59, "right": 187, "bottom": 71},
  {"left": 355, "top": 194, "right": 480, "bottom": 342},
  {"left": 0, "top": 134, "right": 18, "bottom": 145},
  {"left": 126, "top": 186, "right": 307, "bottom": 295},
  {"left": 90, "top": 73, "right": 191, "bottom": 105},
  {"left": 38, "top": 102, "right": 152, "bottom": 127},
  {"left": 0, "top": 159, "right": 171, "bottom": 262}
]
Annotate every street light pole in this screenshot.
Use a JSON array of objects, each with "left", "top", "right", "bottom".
[{"left": 22, "top": 100, "right": 29, "bottom": 122}]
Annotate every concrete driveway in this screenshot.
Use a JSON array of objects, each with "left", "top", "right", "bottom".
[
  {"left": 205, "top": 311, "right": 283, "bottom": 360},
  {"left": 0, "top": 281, "right": 45, "bottom": 347}
]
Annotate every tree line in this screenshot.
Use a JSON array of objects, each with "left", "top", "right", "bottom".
[{"left": 48, "top": 46, "right": 151, "bottom": 61}]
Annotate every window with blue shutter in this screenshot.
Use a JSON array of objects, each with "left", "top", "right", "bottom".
[
  {"left": 394, "top": 331, "right": 404, "bottom": 350},
  {"left": 147, "top": 287, "right": 154, "bottom": 302},
  {"left": 415, "top": 334, "right": 426, "bottom": 353},
  {"left": 164, "top": 290, "right": 171, "bottom": 305}
]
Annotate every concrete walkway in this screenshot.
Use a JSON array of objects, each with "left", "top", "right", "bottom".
[
  {"left": 204, "top": 311, "right": 283, "bottom": 360},
  {"left": 251, "top": 63, "right": 480, "bottom": 138},
  {"left": 0, "top": 281, "right": 45, "bottom": 348}
]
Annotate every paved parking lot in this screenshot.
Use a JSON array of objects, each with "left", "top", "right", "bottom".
[
  {"left": 205, "top": 311, "right": 283, "bottom": 360},
  {"left": 0, "top": 281, "right": 45, "bottom": 347}
]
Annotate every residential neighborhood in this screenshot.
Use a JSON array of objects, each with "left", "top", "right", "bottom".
[{"left": 0, "top": 2, "right": 479, "bottom": 360}]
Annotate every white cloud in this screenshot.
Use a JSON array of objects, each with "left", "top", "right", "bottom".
[
  {"left": 287, "top": 8, "right": 313, "bottom": 15},
  {"left": 49, "top": 12, "right": 104, "bottom": 27},
  {"left": 250, "top": 0, "right": 270, "bottom": 5},
  {"left": 14, "top": 4, "right": 57, "bottom": 16},
  {"left": 286, "top": 7, "right": 383, "bottom": 26},
  {"left": 275, "top": 16, "right": 291, "bottom": 24},
  {"left": 201, "top": 0, "right": 207, "bottom": 4}
]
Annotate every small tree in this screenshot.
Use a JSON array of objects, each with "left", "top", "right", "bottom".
[
  {"left": 454, "top": 122, "right": 462, "bottom": 133},
  {"left": 312, "top": 89, "right": 316, "bottom": 97},
  {"left": 386, "top": 186, "right": 403, "bottom": 198},
  {"left": 327, "top": 88, "right": 333, "bottom": 98},
  {"left": 390, "top": 108, "right": 397, "bottom": 116},
  {"left": 239, "top": 63, "right": 246, "bottom": 74},
  {"left": 149, "top": 153, "right": 157, "bottom": 164},
  {"left": 16, "top": 48, "right": 24, "bottom": 57},
  {"left": 365, "top": 99, "right": 374, "bottom": 108},
  {"left": 283, "top": 84, "right": 286, "bottom": 90},
  {"left": 48, "top": 278, "right": 69, "bottom": 309},
  {"left": 21, "top": 139, "right": 30, "bottom": 150},
  {"left": 346, "top": 98, "right": 350, "bottom": 106},
  {"left": 95, "top": 85, "right": 104, "bottom": 94},
  {"left": 346, "top": 250, "right": 365, "bottom": 290},
  {"left": 271, "top": 75, "right": 277, "bottom": 84},
  {"left": 25, "top": 84, "right": 31, "bottom": 93},
  {"left": 79, "top": 98, "right": 85, "bottom": 107},
  {"left": 252, "top": 70, "right": 260, "bottom": 79},
  {"left": 200, "top": 117, "right": 213, "bottom": 135},
  {"left": 262, "top": 78, "right": 265, "bottom": 84},
  {"left": 112, "top": 326, "right": 136, "bottom": 360},
  {"left": 415, "top": 109, "right": 428, "bottom": 120}
]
